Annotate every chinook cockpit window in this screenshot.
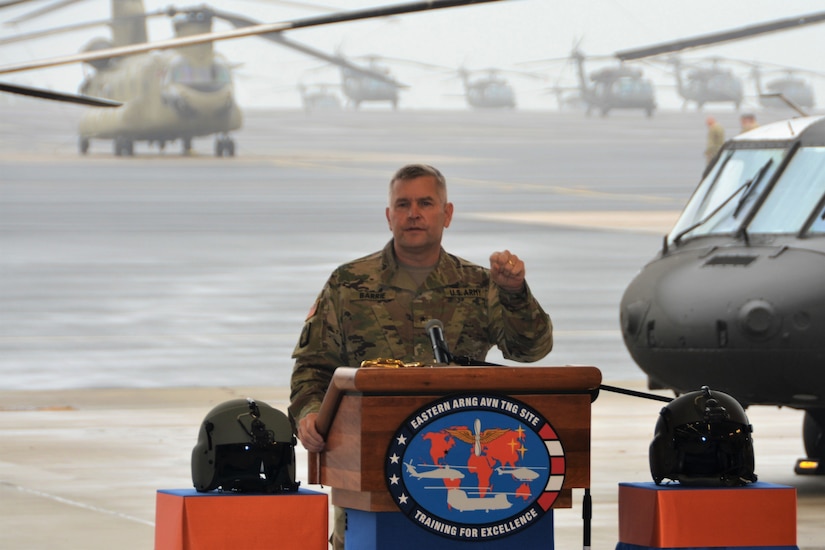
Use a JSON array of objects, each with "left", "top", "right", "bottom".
[
  {"left": 168, "top": 59, "right": 231, "bottom": 92},
  {"left": 668, "top": 147, "right": 786, "bottom": 244},
  {"left": 748, "top": 147, "right": 825, "bottom": 235}
]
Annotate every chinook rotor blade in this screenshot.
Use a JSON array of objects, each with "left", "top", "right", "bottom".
[
  {"left": 0, "top": 0, "right": 507, "bottom": 75},
  {"left": 0, "top": 0, "right": 35, "bottom": 9},
  {"left": 3, "top": 0, "right": 84, "bottom": 24},
  {"left": 0, "top": 9, "right": 170, "bottom": 46},
  {"left": 0, "top": 81, "right": 121, "bottom": 106},
  {"left": 616, "top": 11, "right": 825, "bottom": 61}
]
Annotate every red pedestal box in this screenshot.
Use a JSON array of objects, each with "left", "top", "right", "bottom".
[
  {"left": 154, "top": 488, "right": 328, "bottom": 550},
  {"left": 618, "top": 482, "right": 797, "bottom": 548}
]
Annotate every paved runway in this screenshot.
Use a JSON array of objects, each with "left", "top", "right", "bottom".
[
  {"left": 2, "top": 100, "right": 824, "bottom": 548},
  {"left": 1, "top": 101, "right": 708, "bottom": 390}
]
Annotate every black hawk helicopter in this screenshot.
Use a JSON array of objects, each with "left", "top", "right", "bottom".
[
  {"left": 297, "top": 81, "right": 342, "bottom": 113},
  {"left": 338, "top": 55, "right": 401, "bottom": 109},
  {"left": 661, "top": 55, "right": 744, "bottom": 111},
  {"left": 570, "top": 49, "right": 656, "bottom": 117},
  {"left": 457, "top": 67, "right": 518, "bottom": 109},
  {"left": 617, "top": 9, "right": 825, "bottom": 474},
  {"left": 304, "top": 53, "right": 449, "bottom": 110},
  {"left": 523, "top": 48, "right": 656, "bottom": 117},
  {"left": 747, "top": 62, "right": 824, "bottom": 110}
]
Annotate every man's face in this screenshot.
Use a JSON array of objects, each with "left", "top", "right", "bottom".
[{"left": 386, "top": 175, "right": 453, "bottom": 257}]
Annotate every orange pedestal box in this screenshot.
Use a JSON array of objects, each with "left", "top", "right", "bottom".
[
  {"left": 154, "top": 488, "right": 328, "bottom": 550},
  {"left": 617, "top": 482, "right": 797, "bottom": 549}
]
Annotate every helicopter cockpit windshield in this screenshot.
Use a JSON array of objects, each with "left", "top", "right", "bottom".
[
  {"left": 611, "top": 76, "right": 651, "bottom": 97},
  {"left": 668, "top": 147, "right": 786, "bottom": 243},
  {"left": 166, "top": 56, "right": 232, "bottom": 93},
  {"left": 749, "top": 147, "right": 825, "bottom": 235}
]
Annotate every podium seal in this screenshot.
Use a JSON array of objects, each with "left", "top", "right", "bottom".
[{"left": 385, "top": 392, "right": 565, "bottom": 541}]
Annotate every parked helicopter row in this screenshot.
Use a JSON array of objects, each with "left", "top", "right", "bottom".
[
  {"left": 526, "top": 48, "right": 825, "bottom": 116},
  {"left": 3, "top": 2, "right": 825, "bottom": 135}
]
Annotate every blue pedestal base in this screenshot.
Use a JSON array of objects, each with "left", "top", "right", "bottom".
[{"left": 346, "top": 509, "right": 554, "bottom": 550}]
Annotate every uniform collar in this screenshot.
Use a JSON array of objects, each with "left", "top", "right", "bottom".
[{"left": 380, "top": 240, "right": 464, "bottom": 289}]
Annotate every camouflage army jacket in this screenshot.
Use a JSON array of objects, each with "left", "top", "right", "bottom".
[{"left": 288, "top": 240, "right": 553, "bottom": 422}]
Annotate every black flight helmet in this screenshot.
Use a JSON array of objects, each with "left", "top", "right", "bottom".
[
  {"left": 192, "top": 398, "right": 300, "bottom": 493},
  {"left": 650, "top": 386, "right": 757, "bottom": 486}
]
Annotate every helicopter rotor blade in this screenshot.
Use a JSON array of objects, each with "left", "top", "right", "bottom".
[
  {"left": 0, "top": 9, "right": 170, "bottom": 46},
  {"left": 3, "top": 0, "right": 85, "bottom": 24},
  {"left": 616, "top": 11, "right": 825, "bottom": 61},
  {"left": 0, "top": 0, "right": 37, "bottom": 9},
  {"left": 0, "top": 80, "right": 121, "bottom": 106},
  {"left": 208, "top": 8, "right": 408, "bottom": 88},
  {"left": 0, "top": 0, "right": 507, "bottom": 75},
  {"left": 248, "top": 0, "right": 337, "bottom": 11},
  {"left": 351, "top": 53, "right": 451, "bottom": 71}
]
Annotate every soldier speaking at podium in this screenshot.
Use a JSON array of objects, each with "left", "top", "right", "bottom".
[{"left": 288, "top": 163, "right": 553, "bottom": 549}]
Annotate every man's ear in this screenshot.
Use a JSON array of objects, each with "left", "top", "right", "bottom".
[{"left": 444, "top": 202, "right": 454, "bottom": 228}]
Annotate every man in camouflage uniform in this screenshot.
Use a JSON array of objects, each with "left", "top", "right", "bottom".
[
  {"left": 705, "top": 115, "right": 725, "bottom": 165},
  {"left": 289, "top": 163, "right": 553, "bottom": 549}
]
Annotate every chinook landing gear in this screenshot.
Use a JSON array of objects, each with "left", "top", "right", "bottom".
[
  {"left": 796, "top": 409, "right": 825, "bottom": 475},
  {"left": 114, "top": 137, "right": 134, "bottom": 156},
  {"left": 214, "top": 134, "right": 235, "bottom": 157},
  {"left": 79, "top": 137, "right": 90, "bottom": 155}
]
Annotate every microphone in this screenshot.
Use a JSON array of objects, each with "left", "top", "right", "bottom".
[{"left": 425, "top": 318, "right": 452, "bottom": 364}]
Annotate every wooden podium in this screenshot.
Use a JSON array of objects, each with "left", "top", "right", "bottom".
[{"left": 309, "top": 365, "right": 601, "bottom": 513}]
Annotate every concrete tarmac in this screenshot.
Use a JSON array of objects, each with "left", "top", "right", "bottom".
[{"left": 3, "top": 101, "right": 825, "bottom": 548}]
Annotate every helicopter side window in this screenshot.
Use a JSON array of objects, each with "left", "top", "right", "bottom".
[
  {"left": 749, "top": 147, "right": 825, "bottom": 235},
  {"left": 668, "top": 148, "right": 785, "bottom": 243}
]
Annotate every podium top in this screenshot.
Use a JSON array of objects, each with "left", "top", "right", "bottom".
[
  {"left": 331, "top": 365, "right": 601, "bottom": 394},
  {"left": 317, "top": 365, "right": 601, "bottom": 436}
]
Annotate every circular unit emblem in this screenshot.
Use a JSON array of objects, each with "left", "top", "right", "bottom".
[{"left": 385, "top": 393, "right": 565, "bottom": 542}]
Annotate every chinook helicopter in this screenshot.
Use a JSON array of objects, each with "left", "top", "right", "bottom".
[
  {"left": 617, "top": 9, "right": 825, "bottom": 474},
  {"left": 0, "top": 0, "right": 422, "bottom": 154},
  {"left": 4, "top": 0, "right": 244, "bottom": 156}
]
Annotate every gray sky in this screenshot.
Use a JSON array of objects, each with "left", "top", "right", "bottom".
[{"left": 1, "top": 0, "right": 824, "bottom": 110}]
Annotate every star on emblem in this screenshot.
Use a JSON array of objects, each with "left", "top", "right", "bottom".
[
  {"left": 389, "top": 453, "right": 400, "bottom": 464},
  {"left": 388, "top": 474, "right": 400, "bottom": 485},
  {"left": 396, "top": 434, "right": 407, "bottom": 445},
  {"left": 398, "top": 493, "right": 409, "bottom": 505}
]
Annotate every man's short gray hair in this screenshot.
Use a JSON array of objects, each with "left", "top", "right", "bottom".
[{"left": 389, "top": 164, "right": 447, "bottom": 194}]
